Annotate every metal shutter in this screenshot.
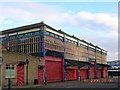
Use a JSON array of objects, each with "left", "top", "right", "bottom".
[
  {"left": 90, "top": 67, "right": 95, "bottom": 79},
  {"left": 46, "top": 59, "right": 63, "bottom": 83},
  {"left": 17, "top": 64, "right": 24, "bottom": 86},
  {"left": 66, "top": 69, "right": 77, "bottom": 80},
  {"left": 104, "top": 68, "right": 108, "bottom": 78},
  {"left": 98, "top": 68, "right": 102, "bottom": 78},
  {"left": 80, "top": 69, "right": 88, "bottom": 80},
  {"left": 38, "top": 67, "right": 44, "bottom": 85}
]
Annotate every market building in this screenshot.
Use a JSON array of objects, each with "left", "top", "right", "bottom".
[{"left": 0, "top": 22, "right": 109, "bottom": 87}]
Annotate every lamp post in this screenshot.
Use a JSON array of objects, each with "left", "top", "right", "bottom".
[
  {"left": 8, "top": 64, "right": 12, "bottom": 90},
  {"left": 26, "top": 59, "right": 29, "bottom": 85}
]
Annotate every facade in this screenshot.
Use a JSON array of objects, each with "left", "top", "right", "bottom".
[
  {"left": 1, "top": 45, "right": 44, "bottom": 87},
  {"left": 0, "top": 22, "right": 109, "bottom": 86},
  {"left": 107, "top": 60, "right": 120, "bottom": 77}
]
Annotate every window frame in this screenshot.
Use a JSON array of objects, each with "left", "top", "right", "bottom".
[{"left": 5, "top": 64, "right": 15, "bottom": 78}]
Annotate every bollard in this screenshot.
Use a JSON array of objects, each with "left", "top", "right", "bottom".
[
  {"left": 8, "top": 78, "right": 11, "bottom": 90},
  {"left": 44, "top": 76, "right": 47, "bottom": 86}
]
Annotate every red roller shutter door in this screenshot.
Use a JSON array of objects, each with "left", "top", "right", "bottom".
[
  {"left": 98, "top": 68, "right": 102, "bottom": 78},
  {"left": 46, "top": 59, "right": 63, "bottom": 83},
  {"left": 90, "top": 67, "right": 95, "bottom": 79},
  {"left": 17, "top": 64, "right": 24, "bottom": 86},
  {"left": 80, "top": 69, "right": 88, "bottom": 80},
  {"left": 38, "top": 67, "right": 44, "bottom": 85},
  {"left": 66, "top": 69, "right": 77, "bottom": 80},
  {"left": 104, "top": 68, "right": 108, "bottom": 78}
]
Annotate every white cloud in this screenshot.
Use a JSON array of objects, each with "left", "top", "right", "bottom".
[{"left": 62, "top": 11, "right": 118, "bottom": 32}]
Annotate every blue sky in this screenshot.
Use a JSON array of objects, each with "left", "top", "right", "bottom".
[
  {"left": 45, "top": 2, "right": 118, "bottom": 13},
  {"left": 0, "top": 1, "right": 118, "bottom": 61}
]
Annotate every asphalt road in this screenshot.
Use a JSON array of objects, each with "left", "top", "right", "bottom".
[{"left": 2, "top": 78, "right": 119, "bottom": 90}]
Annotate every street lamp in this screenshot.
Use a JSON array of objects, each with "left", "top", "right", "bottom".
[
  {"left": 8, "top": 64, "right": 12, "bottom": 90},
  {"left": 26, "top": 59, "right": 29, "bottom": 85}
]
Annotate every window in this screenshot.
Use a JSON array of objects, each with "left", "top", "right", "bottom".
[
  {"left": 0, "top": 38, "right": 2, "bottom": 41},
  {"left": 72, "top": 41, "right": 77, "bottom": 44},
  {"left": 55, "top": 34, "right": 59, "bottom": 38},
  {"left": 5, "top": 64, "right": 15, "bottom": 78},
  {"left": 9, "top": 35, "right": 16, "bottom": 39},
  {"left": 25, "top": 33, "right": 30, "bottom": 36},
  {"left": 70, "top": 40, "right": 72, "bottom": 43},
  {"left": 50, "top": 33, "right": 54, "bottom": 37},
  {"left": 2, "top": 37, "right": 6, "bottom": 40},
  {"left": 80, "top": 44, "right": 88, "bottom": 48},
  {"left": 78, "top": 43, "right": 81, "bottom": 46},
  {"left": 59, "top": 36, "right": 63, "bottom": 40},
  {"left": 34, "top": 31, "right": 40, "bottom": 35},
  {"left": 18, "top": 34, "right": 24, "bottom": 37},
  {"left": 65, "top": 39, "right": 68, "bottom": 42},
  {"left": 45, "top": 31, "right": 50, "bottom": 35},
  {"left": 88, "top": 47, "right": 95, "bottom": 51}
]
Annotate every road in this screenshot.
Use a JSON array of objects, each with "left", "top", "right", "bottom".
[{"left": 2, "top": 78, "right": 119, "bottom": 90}]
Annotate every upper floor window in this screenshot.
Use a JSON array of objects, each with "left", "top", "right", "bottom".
[
  {"left": 45, "top": 31, "right": 50, "bottom": 35},
  {"left": 55, "top": 34, "right": 59, "bottom": 38},
  {"left": 19, "top": 34, "right": 24, "bottom": 37},
  {"left": 9, "top": 35, "right": 16, "bottom": 39},
  {"left": 59, "top": 36, "right": 63, "bottom": 40},
  {"left": 50, "top": 33, "right": 54, "bottom": 37},
  {"left": 88, "top": 47, "right": 95, "bottom": 51}
]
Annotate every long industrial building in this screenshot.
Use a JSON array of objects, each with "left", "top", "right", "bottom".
[{"left": 0, "top": 22, "right": 110, "bottom": 86}]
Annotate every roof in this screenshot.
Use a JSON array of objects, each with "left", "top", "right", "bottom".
[
  {"left": 65, "top": 59, "right": 94, "bottom": 67},
  {"left": 1, "top": 22, "right": 44, "bottom": 34},
  {"left": 97, "top": 63, "right": 111, "bottom": 68},
  {"left": 1, "top": 21, "right": 60, "bottom": 35}
]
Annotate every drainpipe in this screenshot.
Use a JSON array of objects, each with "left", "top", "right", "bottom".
[
  {"left": 95, "top": 47, "right": 98, "bottom": 79},
  {"left": 64, "top": 59, "right": 66, "bottom": 81},
  {"left": 88, "top": 58, "right": 90, "bottom": 79},
  {"left": 26, "top": 59, "right": 29, "bottom": 85},
  {"left": 95, "top": 62, "right": 98, "bottom": 79},
  {"left": 63, "top": 36, "right": 66, "bottom": 81},
  {"left": 88, "top": 66, "right": 90, "bottom": 79},
  {"left": 87, "top": 46, "right": 90, "bottom": 79}
]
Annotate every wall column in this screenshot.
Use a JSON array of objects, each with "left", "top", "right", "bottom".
[
  {"left": 64, "top": 60, "right": 66, "bottom": 81},
  {"left": 41, "top": 26, "right": 47, "bottom": 85},
  {"left": 63, "top": 36, "right": 66, "bottom": 81},
  {"left": 102, "top": 67, "right": 104, "bottom": 78},
  {"left": 5, "top": 33, "right": 9, "bottom": 49},
  {"left": 88, "top": 66, "right": 90, "bottom": 79},
  {"left": 78, "top": 66, "right": 80, "bottom": 80},
  {"left": 95, "top": 62, "right": 98, "bottom": 79}
]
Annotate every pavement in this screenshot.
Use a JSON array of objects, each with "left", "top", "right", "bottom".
[{"left": 2, "top": 78, "right": 119, "bottom": 90}]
